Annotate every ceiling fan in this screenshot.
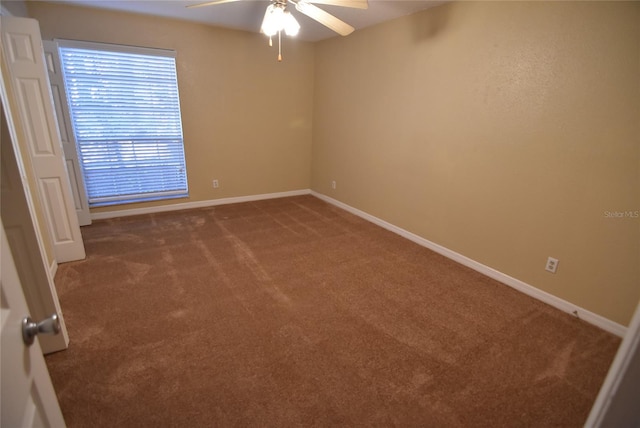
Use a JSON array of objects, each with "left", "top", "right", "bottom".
[{"left": 187, "top": 0, "right": 369, "bottom": 60}]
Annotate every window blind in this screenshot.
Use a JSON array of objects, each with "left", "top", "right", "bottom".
[{"left": 57, "top": 41, "right": 188, "bottom": 206}]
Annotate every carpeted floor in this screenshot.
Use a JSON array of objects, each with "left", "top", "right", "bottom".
[{"left": 46, "top": 195, "right": 619, "bottom": 427}]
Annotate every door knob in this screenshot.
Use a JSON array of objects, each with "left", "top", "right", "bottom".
[{"left": 22, "top": 313, "right": 61, "bottom": 346}]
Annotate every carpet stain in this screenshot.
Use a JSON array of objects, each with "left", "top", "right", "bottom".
[
  {"left": 71, "top": 325, "right": 104, "bottom": 345},
  {"left": 192, "top": 238, "right": 257, "bottom": 317},
  {"left": 325, "top": 281, "right": 459, "bottom": 364},
  {"left": 228, "top": 233, "right": 271, "bottom": 282},
  {"left": 275, "top": 324, "right": 314, "bottom": 346},
  {"left": 220, "top": 223, "right": 292, "bottom": 305},
  {"left": 271, "top": 216, "right": 304, "bottom": 237},
  {"left": 536, "top": 340, "right": 575, "bottom": 381},
  {"left": 89, "top": 233, "right": 144, "bottom": 244},
  {"left": 411, "top": 371, "right": 434, "bottom": 390},
  {"left": 168, "top": 309, "right": 186, "bottom": 319},
  {"left": 159, "top": 249, "right": 184, "bottom": 295},
  {"left": 123, "top": 260, "right": 152, "bottom": 281}
]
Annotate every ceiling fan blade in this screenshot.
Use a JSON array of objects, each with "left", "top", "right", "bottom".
[
  {"left": 186, "top": 0, "right": 245, "bottom": 9},
  {"left": 293, "top": 1, "right": 355, "bottom": 36},
  {"left": 309, "top": 0, "right": 368, "bottom": 10}
]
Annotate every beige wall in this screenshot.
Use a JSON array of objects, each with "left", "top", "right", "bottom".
[
  {"left": 1, "top": 0, "right": 28, "bottom": 17},
  {"left": 27, "top": 2, "right": 314, "bottom": 214},
  {"left": 312, "top": 1, "right": 640, "bottom": 326}
]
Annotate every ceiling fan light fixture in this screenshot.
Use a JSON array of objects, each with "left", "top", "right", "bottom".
[
  {"left": 283, "top": 11, "right": 300, "bottom": 36},
  {"left": 260, "top": 4, "right": 278, "bottom": 36},
  {"left": 261, "top": 3, "right": 300, "bottom": 37}
]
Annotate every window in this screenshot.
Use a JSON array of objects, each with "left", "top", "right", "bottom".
[{"left": 57, "top": 40, "right": 188, "bottom": 207}]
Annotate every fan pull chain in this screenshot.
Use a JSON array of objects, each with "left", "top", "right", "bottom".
[
  {"left": 268, "top": 36, "right": 273, "bottom": 47},
  {"left": 278, "top": 30, "right": 282, "bottom": 62}
]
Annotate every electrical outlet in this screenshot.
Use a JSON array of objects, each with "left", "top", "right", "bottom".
[
  {"left": 212, "top": 179, "right": 219, "bottom": 189},
  {"left": 331, "top": 180, "right": 336, "bottom": 190},
  {"left": 545, "top": 257, "right": 559, "bottom": 273}
]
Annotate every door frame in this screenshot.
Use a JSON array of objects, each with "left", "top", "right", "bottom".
[{"left": 585, "top": 302, "right": 640, "bottom": 426}]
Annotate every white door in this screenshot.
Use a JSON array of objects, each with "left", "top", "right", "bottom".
[
  {"left": 0, "top": 217, "right": 67, "bottom": 428},
  {"left": 42, "top": 40, "right": 91, "bottom": 227},
  {"left": 1, "top": 16, "right": 86, "bottom": 263},
  {"left": 1, "top": 98, "right": 69, "bottom": 354}
]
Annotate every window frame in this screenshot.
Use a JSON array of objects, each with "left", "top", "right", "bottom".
[{"left": 55, "top": 39, "right": 189, "bottom": 207}]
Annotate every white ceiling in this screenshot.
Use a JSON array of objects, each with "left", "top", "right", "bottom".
[{"left": 48, "top": 0, "right": 446, "bottom": 42}]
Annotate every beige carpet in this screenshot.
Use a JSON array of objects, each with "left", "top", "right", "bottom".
[{"left": 46, "top": 195, "right": 619, "bottom": 427}]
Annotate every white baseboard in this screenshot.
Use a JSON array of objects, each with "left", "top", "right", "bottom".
[
  {"left": 311, "top": 191, "right": 627, "bottom": 338},
  {"left": 90, "top": 189, "right": 312, "bottom": 220},
  {"left": 50, "top": 259, "right": 58, "bottom": 279}
]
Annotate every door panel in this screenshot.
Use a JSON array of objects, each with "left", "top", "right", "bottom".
[
  {"left": 43, "top": 40, "right": 91, "bottom": 226},
  {"left": 40, "top": 177, "right": 76, "bottom": 243},
  {"left": 1, "top": 16, "right": 86, "bottom": 262}
]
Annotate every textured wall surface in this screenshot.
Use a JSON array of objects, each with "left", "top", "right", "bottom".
[{"left": 312, "top": 1, "right": 640, "bottom": 326}]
